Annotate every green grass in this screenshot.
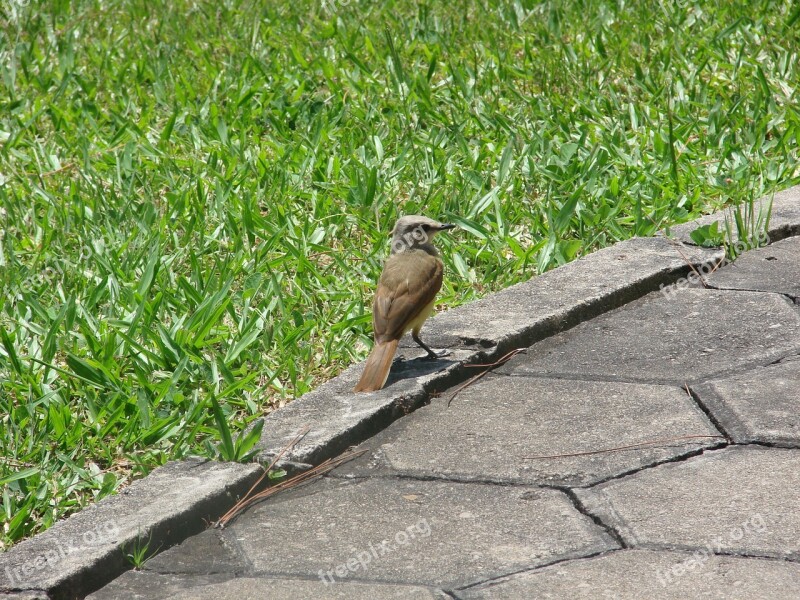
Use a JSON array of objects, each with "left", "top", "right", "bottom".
[{"left": 2, "top": 0, "right": 799, "bottom": 548}]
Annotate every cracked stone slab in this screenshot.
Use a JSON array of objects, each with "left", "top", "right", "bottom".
[
  {"left": 575, "top": 446, "right": 800, "bottom": 560},
  {"left": 664, "top": 185, "right": 800, "bottom": 245},
  {"left": 87, "top": 571, "right": 445, "bottom": 600},
  {"left": 0, "top": 459, "right": 261, "bottom": 600},
  {"left": 418, "top": 237, "right": 723, "bottom": 353},
  {"left": 222, "top": 477, "right": 616, "bottom": 588},
  {"left": 706, "top": 235, "right": 800, "bottom": 298},
  {"left": 499, "top": 288, "right": 800, "bottom": 385},
  {"left": 334, "top": 374, "right": 722, "bottom": 487},
  {"left": 691, "top": 355, "right": 800, "bottom": 445},
  {"left": 457, "top": 549, "right": 800, "bottom": 599},
  {"left": 254, "top": 348, "right": 484, "bottom": 467}
]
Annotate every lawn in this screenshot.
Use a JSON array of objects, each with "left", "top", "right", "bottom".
[{"left": 1, "top": 0, "right": 799, "bottom": 548}]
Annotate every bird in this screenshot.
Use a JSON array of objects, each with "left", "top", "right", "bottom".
[{"left": 354, "top": 215, "right": 455, "bottom": 392}]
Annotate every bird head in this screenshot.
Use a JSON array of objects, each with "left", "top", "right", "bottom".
[{"left": 390, "top": 215, "right": 455, "bottom": 254}]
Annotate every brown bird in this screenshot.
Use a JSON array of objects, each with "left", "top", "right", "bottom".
[{"left": 354, "top": 215, "right": 455, "bottom": 392}]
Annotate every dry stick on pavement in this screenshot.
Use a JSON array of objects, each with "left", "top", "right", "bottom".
[
  {"left": 214, "top": 448, "right": 368, "bottom": 528},
  {"left": 664, "top": 235, "right": 726, "bottom": 287},
  {"left": 522, "top": 435, "right": 725, "bottom": 460},
  {"left": 214, "top": 425, "right": 310, "bottom": 528},
  {"left": 446, "top": 348, "right": 527, "bottom": 408}
]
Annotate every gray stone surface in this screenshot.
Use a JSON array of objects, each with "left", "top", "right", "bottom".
[
  {"left": 88, "top": 571, "right": 445, "bottom": 600},
  {"left": 457, "top": 549, "right": 800, "bottom": 599},
  {"left": 142, "top": 530, "right": 245, "bottom": 576},
  {"left": 221, "top": 477, "right": 616, "bottom": 588},
  {"left": 0, "top": 459, "right": 260, "bottom": 600},
  {"left": 706, "top": 235, "right": 800, "bottom": 298},
  {"left": 692, "top": 355, "right": 800, "bottom": 445},
  {"left": 500, "top": 288, "right": 800, "bottom": 385},
  {"left": 170, "top": 577, "right": 446, "bottom": 600},
  {"left": 254, "top": 348, "right": 484, "bottom": 467},
  {"left": 86, "top": 572, "right": 227, "bottom": 600},
  {"left": 418, "top": 237, "right": 723, "bottom": 353},
  {"left": 575, "top": 446, "right": 800, "bottom": 559},
  {"left": 0, "top": 593, "right": 49, "bottom": 600},
  {"left": 335, "top": 374, "right": 722, "bottom": 487},
  {"left": 665, "top": 185, "right": 800, "bottom": 245},
  {"left": 256, "top": 238, "right": 723, "bottom": 469}
]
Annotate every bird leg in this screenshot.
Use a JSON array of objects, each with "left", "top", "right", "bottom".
[{"left": 412, "top": 331, "right": 450, "bottom": 359}]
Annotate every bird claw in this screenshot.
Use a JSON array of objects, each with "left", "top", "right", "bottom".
[{"left": 424, "top": 349, "right": 450, "bottom": 360}]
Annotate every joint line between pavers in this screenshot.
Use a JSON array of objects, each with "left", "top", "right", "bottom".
[
  {"left": 452, "top": 548, "right": 626, "bottom": 595},
  {"left": 330, "top": 470, "right": 568, "bottom": 491},
  {"left": 685, "top": 385, "right": 735, "bottom": 442},
  {"left": 705, "top": 284, "right": 800, "bottom": 302},
  {"left": 738, "top": 440, "right": 800, "bottom": 452},
  {"left": 499, "top": 370, "right": 689, "bottom": 386},
  {"left": 560, "top": 488, "right": 629, "bottom": 549},
  {"left": 634, "top": 542, "right": 800, "bottom": 564},
  {"left": 503, "top": 344, "right": 800, "bottom": 389},
  {"left": 572, "top": 443, "right": 729, "bottom": 490}
]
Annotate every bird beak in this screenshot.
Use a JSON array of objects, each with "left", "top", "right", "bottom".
[{"left": 437, "top": 223, "right": 456, "bottom": 231}]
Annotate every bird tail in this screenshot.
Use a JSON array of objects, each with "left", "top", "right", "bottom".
[{"left": 354, "top": 340, "right": 399, "bottom": 392}]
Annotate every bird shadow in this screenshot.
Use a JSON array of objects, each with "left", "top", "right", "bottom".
[{"left": 384, "top": 354, "right": 457, "bottom": 387}]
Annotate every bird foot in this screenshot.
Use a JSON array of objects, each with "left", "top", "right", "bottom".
[{"left": 423, "top": 348, "right": 450, "bottom": 360}]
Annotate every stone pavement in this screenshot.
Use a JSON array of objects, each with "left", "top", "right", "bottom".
[{"left": 82, "top": 234, "right": 800, "bottom": 598}]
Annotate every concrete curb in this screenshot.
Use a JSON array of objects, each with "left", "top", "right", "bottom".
[{"left": 0, "top": 460, "right": 261, "bottom": 600}]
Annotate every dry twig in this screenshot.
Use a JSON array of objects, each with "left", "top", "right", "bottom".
[
  {"left": 664, "top": 235, "right": 726, "bottom": 287},
  {"left": 214, "top": 426, "right": 309, "bottom": 528},
  {"left": 214, "top": 429, "right": 366, "bottom": 528},
  {"left": 447, "top": 348, "right": 526, "bottom": 407}
]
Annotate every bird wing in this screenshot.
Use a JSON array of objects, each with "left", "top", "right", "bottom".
[{"left": 372, "top": 250, "right": 443, "bottom": 343}]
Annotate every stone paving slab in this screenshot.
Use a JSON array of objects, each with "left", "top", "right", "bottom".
[
  {"left": 87, "top": 571, "right": 446, "bottom": 600},
  {"left": 498, "top": 288, "right": 800, "bottom": 385},
  {"left": 334, "top": 374, "right": 722, "bottom": 487},
  {"left": 692, "top": 355, "right": 800, "bottom": 446},
  {"left": 253, "top": 348, "right": 485, "bottom": 468},
  {"left": 575, "top": 446, "right": 800, "bottom": 560},
  {"left": 0, "top": 459, "right": 260, "bottom": 600},
  {"left": 665, "top": 185, "right": 800, "bottom": 245},
  {"left": 457, "top": 549, "right": 800, "bottom": 600},
  {"left": 706, "top": 235, "right": 800, "bottom": 298},
  {"left": 141, "top": 530, "right": 245, "bottom": 576},
  {"left": 207, "top": 477, "right": 616, "bottom": 589},
  {"left": 255, "top": 237, "right": 723, "bottom": 470},
  {"left": 86, "top": 572, "right": 229, "bottom": 600},
  {"left": 417, "top": 237, "right": 723, "bottom": 353}
]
